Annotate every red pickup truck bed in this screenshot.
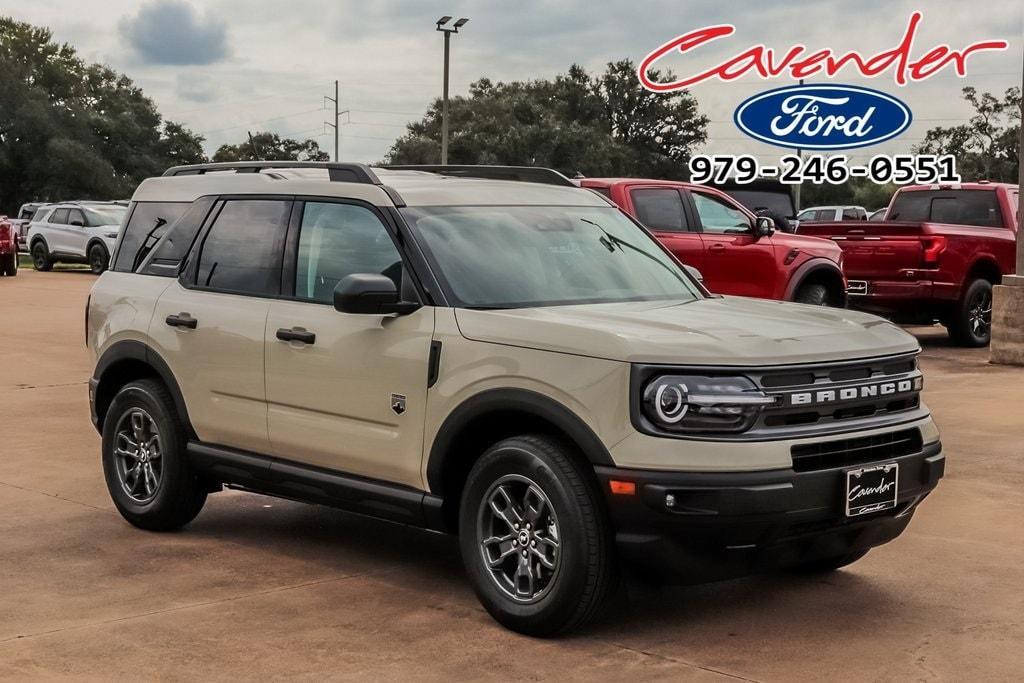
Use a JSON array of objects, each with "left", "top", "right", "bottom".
[{"left": 798, "top": 183, "right": 1018, "bottom": 346}]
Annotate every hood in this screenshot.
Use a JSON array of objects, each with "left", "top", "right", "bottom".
[{"left": 454, "top": 296, "right": 918, "bottom": 366}]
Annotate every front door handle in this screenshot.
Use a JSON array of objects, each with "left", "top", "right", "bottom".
[
  {"left": 165, "top": 313, "right": 197, "bottom": 329},
  {"left": 276, "top": 327, "right": 316, "bottom": 345},
  {"left": 708, "top": 243, "right": 726, "bottom": 252}
]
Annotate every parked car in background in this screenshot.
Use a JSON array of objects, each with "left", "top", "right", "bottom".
[
  {"left": 798, "top": 182, "right": 1019, "bottom": 346},
  {"left": 27, "top": 201, "right": 127, "bottom": 274},
  {"left": 868, "top": 208, "right": 887, "bottom": 221},
  {"left": 0, "top": 216, "right": 19, "bottom": 276},
  {"left": 797, "top": 206, "right": 868, "bottom": 222},
  {"left": 580, "top": 178, "right": 847, "bottom": 306},
  {"left": 10, "top": 202, "right": 47, "bottom": 252}
]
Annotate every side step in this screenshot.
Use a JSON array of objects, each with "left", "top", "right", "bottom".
[{"left": 187, "top": 442, "right": 447, "bottom": 532}]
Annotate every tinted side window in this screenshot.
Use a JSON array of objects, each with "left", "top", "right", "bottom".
[
  {"left": 195, "top": 200, "right": 290, "bottom": 295},
  {"left": 631, "top": 189, "right": 688, "bottom": 232},
  {"left": 50, "top": 208, "right": 70, "bottom": 225},
  {"left": 889, "top": 190, "right": 1002, "bottom": 227},
  {"left": 68, "top": 209, "right": 85, "bottom": 226},
  {"left": 139, "top": 198, "right": 217, "bottom": 277},
  {"left": 842, "top": 208, "right": 859, "bottom": 220},
  {"left": 113, "top": 202, "right": 190, "bottom": 272},
  {"left": 692, "top": 192, "right": 750, "bottom": 233},
  {"left": 295, "top": 202, "right": 402, "bottom": 303}
]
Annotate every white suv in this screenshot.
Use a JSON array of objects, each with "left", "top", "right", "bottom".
[
  {"left": 87, "top": 162, "right": 943, "bottom": 636},
  {"left": 28, "top": 201, "right": 127, "bottom": 273}
]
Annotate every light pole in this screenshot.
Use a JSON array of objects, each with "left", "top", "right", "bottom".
[{"left": 436, "top": 16, "right": 469, "bottom": 165}]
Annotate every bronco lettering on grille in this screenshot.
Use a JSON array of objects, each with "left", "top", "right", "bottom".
[{"left": 789, "top": 378, "right": 918, "bottom": 407}]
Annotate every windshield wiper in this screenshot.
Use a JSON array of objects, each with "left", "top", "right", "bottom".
[
  {"left": 130, "top": 217, "right": 168, "bottom": 272},
  {"left": 578, "top": 218, "right": 686, "bottom": 281}
]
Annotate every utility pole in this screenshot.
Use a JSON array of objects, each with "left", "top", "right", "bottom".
[
  {"left": 436, "top": 16, "right": 469, "bottom": 165},
  {"left": 324, "top": 81, "right": 349, "bottom": 162},
  {"left": 247, "top": 131, "right": 261, "bottom": 160}
]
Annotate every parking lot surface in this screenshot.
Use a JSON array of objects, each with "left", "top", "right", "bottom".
[{"left": 1, "top": 270, "right": 1022, "bottom": 681}]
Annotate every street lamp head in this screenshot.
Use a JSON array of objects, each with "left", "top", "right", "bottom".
[
  {"left": 436, "top": 16, "right": 452, "bottom": 27},
  {"left": 453, "top": 17, "right": 469, "bottom": 28}
]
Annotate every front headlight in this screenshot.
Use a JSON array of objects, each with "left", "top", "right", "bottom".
[{"left": 641, "top": 375, "right": 777, "bottom": 434}]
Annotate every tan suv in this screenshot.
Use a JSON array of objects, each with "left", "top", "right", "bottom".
[{"left": 87, "top": 162, "right": 944, "bottom": 636}]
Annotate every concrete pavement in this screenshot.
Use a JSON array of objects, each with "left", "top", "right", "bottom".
[{"left": 1, "top": 270, "right": 1021, "bottom": 681}]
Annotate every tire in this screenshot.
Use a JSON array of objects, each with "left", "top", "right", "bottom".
[
  {"left": 31, "top": 241, "right": 52, "bottom": 271},
  {"left": 793, "top": 549, "right": 869, "bottom": 573},
  {"left": 0, "top": 252, "right": 16, "bottom": 276},
  {"left": 794, "top": 282, "right": 831, "bottom": 306},
  {"left": 946, "top": 278, "right": 993, "bottom": 347},
  {"left": 101, "top": 379, "right": 207, "bottom": 531},
  {"left": 88, "top": 242, "right": 109, "bottom": 275},
  {"left": 459, "top": 434, "right": 618, "bottom": 637}
]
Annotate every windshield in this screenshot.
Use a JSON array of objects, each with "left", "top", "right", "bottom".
[
  {"left": 84, "top": 206, "right": 127, "bottom": 227},
  {"left": 401, "top": 205, "right": 702, "bottom": 308}
]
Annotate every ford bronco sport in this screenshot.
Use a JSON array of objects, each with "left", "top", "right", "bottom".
[{"left": 87, "top": 162, "right": 944, "bottom": 636}]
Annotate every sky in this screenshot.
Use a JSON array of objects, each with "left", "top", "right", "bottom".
[{"left": 1, "top": 0, "right": 1021, "bottom": 164}]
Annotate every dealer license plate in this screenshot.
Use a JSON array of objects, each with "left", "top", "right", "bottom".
[{"left": 845, "top": 463, "right": 898, "bottom": 517}]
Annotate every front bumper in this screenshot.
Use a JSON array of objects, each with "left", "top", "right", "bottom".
[{"left": 595, "top": 440, "right": 943, "bottom": 582}]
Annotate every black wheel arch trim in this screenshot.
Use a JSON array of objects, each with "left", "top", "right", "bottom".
[
  {"left": 426, "top": 388, "right": 614, "bottom": 495},
  {"left": 91, "top": 340, "right": 194, "bottom": 437},
  {"left": 785, "top": 258, "right": 847, "bottom": 303}
]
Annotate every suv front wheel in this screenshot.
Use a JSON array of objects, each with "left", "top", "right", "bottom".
[
  {"left": 88, "top": 243, "right": 110, "bottom": 275},
  {"left": 101, "top": 379, "right": 207, "bottom": 531},
  {"left": 459, "top": 435, "right": 617, "bottom": 636}
]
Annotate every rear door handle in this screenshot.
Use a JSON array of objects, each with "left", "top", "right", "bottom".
[
  {"left": 276, "top": 327, "right": 316, "bottom": 345},
  {"left": 165, "top": 313, "right": 197, "bottom": 329},
  {"left": 708, "top": 243, "right": 726, "bottom": 252}
]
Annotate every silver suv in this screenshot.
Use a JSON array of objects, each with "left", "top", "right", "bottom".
[
  {"left": 87, "top": 162, "right": 944, "bottom": 636},
  {"left": 28, "top": 201, "right": 127, "bottom": 273}
]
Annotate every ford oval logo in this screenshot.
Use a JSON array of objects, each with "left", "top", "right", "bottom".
[{"left": 734, "top": 84, "right": 912, "bottom": 150}]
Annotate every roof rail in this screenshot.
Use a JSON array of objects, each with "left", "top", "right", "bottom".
[
  {"left": 384, "top": 165, "right": 577, "bottom": 188},
  {"left": 161, "top": 161, "right": 382, "bottom": 185}
]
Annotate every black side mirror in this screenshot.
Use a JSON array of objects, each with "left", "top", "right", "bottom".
[
  {"left": 70, "top": 219, "right": 84, "bottom": 227},
  {"left": 753, "top": 216, "right": 775, "bottom": 238},
  {"left": 333, "top": 274, "right": 420, "bottom": 315}
]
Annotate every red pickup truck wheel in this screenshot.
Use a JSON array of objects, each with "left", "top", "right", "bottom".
[
  {"left": 0, "top": 253, "right": 16, "bottom": 276},
  {"left": 947, "top": 279, "right": 993, "bottom": 347}
]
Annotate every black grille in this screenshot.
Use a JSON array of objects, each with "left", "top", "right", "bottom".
[{"left": 791, "top": 428, "right": 923, "bottom": 473}]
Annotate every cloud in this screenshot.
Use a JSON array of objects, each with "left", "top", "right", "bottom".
[{"left": 120, "top": 0, "right": 228, "bottom": 65}]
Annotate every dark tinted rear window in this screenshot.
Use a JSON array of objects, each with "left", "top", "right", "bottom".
[
  {"left": 631, "top": 188, "right": 688, "bottom": 232},
  {"left": 138, "top": 198, "right": 217, "bottom": 277},
  {"left": 113, "top": 202, "right": 190, "bottom": 272},
  {"left": 889, "top": 190, "right": 1003, "bottom": 227},
  {"left": 50, "top": 208, "right": 69, "bottom": 224}
]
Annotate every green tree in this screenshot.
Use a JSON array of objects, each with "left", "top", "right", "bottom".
[
  {"left": 212, "top": 131, "right": 330, "bottom": 162},
  {"left": 914, "top": 87, "right": 1020, "bottom": 182},
  {"left": 384, "top": 61, "right": 708, "bottom": 178},
  {"left": 0, "top": 16, "right": 207, "bottom": 213}
]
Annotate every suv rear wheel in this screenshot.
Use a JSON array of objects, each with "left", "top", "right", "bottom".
[
  {"left": 31, "top": 241, "right": 52, "bottom": 271},
  {"left": 88, "top": 243, "right": 109, "bottom": 275},
  {"left": 947, "top": 278, "right": 992, "bottom": 347},
  {"left": 459, "top": 435, "right": 617, "bottom": 636},
  {"left": 101, "top": 379, "right": 207, "bottom": 531}
]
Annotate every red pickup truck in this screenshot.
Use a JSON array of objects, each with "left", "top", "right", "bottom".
[
  {"left": 799, "top": 182, "right": 1019, "bottom": 346},
  {"left": 580, "top": 178, "right": 847, "bottom": 306},
  {"left": 0, "top": 216, "right": 19, "bottom": 276}
]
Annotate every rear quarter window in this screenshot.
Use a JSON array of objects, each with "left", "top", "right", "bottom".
[
  {"left": 889, "top": 189, "right": 1003, "bottom": 227},
  {"left": 113, "top": 202, "right": 190, "bottom": 273}
]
